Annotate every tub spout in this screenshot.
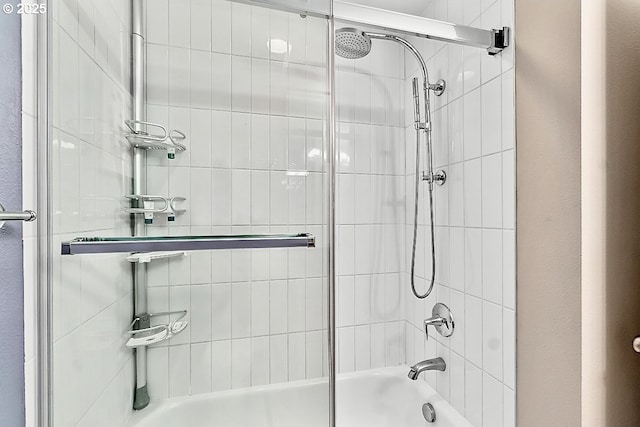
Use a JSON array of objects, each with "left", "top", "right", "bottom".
[{"left": 408, "top": 357, "right": 446, "bottom": 380}]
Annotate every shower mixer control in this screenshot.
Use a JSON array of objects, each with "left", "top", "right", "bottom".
[{"left": 423, "top": 303, "right": 454, "bottom": 341}]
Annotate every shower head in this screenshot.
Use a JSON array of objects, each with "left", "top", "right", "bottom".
[{"left": 335, "top": 28, "right": 372, "bottom": 59}]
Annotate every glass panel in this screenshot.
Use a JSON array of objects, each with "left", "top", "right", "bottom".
[
  {"left": 333, "top": 0, "right": 515, "bottom": 425},
  {"left": 48, "top": 0, "right": 330, "bottom": 426}
]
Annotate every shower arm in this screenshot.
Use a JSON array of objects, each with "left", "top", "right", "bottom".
[{"left": 368, "top": 33, "right": 438, "bottom": 185}]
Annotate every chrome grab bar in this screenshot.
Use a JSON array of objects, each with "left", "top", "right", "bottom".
[{"left": 0, "top": 203, "right": 36, "bottom": 228}]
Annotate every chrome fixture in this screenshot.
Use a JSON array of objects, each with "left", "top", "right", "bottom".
[
  {"left": 0, "top": 203, "right": 36, "bottom": 229},
  {"left": 125, "top": 120, "right": 187, "bottom": 159},
  {"left": 423, "top": 170, "right": 447, "bottom": 186},
  {"left": 422, "top": 403, "right": 437, "bottom": 423},
  {"left": 334, "top": 28, "right": 371, "bottom": 59},
  {"left": 328, "top": 17, "right": 338, "bottom": 427},
  {"left": 408, "top": 357, "right": 446, "bottom": 380},
  {"left": 125, "top": 195, "right": 187, "bottom": 224},
  {"left": 430, "top": 80, "right": 446, "bottom": 97},
  {"left": 424, "top": 303, "right": 455, "bottom": 341},
  {"left": 335, "top": 28, "right": 445, "bottom": 300},
  {"left": 333, "top": 1, "right": 510, "bottom": 55},
  {"left": 131, "top": 0, "right": 150, "bottom": 410},
  {"left": 633, "top": 336, "right": 640, "bottom": 354},
  {"left": 61, "top": 233, "right": 316, "bottom": 255}
]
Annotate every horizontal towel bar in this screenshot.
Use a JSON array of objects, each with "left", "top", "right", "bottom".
[{"left": 61, "top": 233, "right": 315, "bottom": 255}]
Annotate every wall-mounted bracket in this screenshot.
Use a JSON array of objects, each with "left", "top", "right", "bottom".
[
  {"left": 488, "top": 27, "right": 510, "bottom": 55},
  {"left": 0, "top": 203, "right": 36, "bottom": 229}
]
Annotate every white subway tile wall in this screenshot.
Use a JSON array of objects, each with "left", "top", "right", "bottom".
[
  {"left": 400, "top": 1, "right": 516, "bottom": 426},
  {"left": 144, "top": 0, "right": 329, "bottom": 399}
]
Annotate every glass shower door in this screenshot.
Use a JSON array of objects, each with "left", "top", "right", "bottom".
[{"left": 46, "top": 0, "right": 331, "bottom": 425}]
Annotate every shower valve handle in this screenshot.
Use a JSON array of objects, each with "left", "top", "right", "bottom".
[{"left": 423, "top": 303, "right": 455, "bottom": 341}]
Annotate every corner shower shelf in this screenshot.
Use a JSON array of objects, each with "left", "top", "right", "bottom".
[
  {"left": 61, "top": 233, "right": 316, "bottom": 255},
  {"left": 125, "top": 120, "right": 187, "bottom": 159},
  {"left": 126, "top": 310, "right": 188, "bottom": 348},
  {"left": 126, "top": 251, "right": 187, "bottom": 263}
]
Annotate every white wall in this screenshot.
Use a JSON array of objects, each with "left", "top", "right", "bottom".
[
  {"left": 581, "top": 0, "right": 605, "bottom": 424},
  {"left": 26, "top": 0, "right": 137, "bottom": 425},
  {"left": 582, "top": 0, "right": 640, "bottom": 425},
  {"left": 515, "top": 0, "right": 582, "bottom": 425},
  {"left": 402, "top": 1, "right": 516, "bottom": 426},
  {"left": 143, "top": 0, "right": 329, "bottom": 398}
]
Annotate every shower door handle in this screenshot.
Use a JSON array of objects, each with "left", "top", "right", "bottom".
[{"left": 0, "top": 203, "right": 36, "bottom": 228}]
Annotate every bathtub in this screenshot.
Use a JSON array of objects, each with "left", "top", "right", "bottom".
[{"left": 127, "top": 366, "right": 471, "bottom": 427}]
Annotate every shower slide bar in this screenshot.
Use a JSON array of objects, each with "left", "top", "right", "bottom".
[
  {"left": 61, "top": 233, "right": 315, "bottom": 255},
  {"left": 333, "top": 1, "right": 509, "bottom": 55}
]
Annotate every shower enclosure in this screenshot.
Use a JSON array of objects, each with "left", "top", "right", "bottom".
[{"left": 35, "top": 0, "right": 515, "bottom": 426}]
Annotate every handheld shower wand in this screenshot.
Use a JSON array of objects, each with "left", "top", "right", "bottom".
[
  {"left": 335, "top": 28, "right": 446, "bottom": 300},
  {"left": 409, "top": 77, "right": 438, "bottom": 299}
]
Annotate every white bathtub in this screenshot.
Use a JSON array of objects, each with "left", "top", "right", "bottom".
[{"left": 128, "top": 366, "right": 472, "bottom": 427}]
